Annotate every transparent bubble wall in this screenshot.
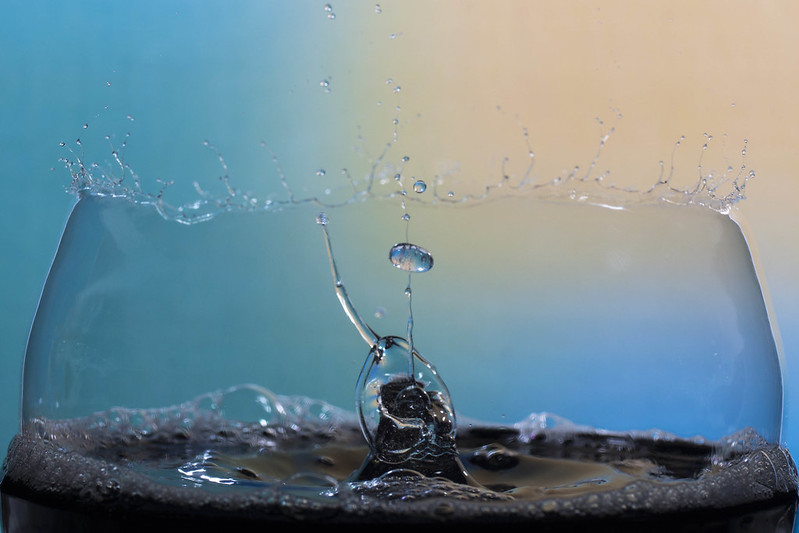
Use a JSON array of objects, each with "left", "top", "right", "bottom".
[
  {"left": 22, "top": 182, "right": 783, "bottom": 443},
  {"left": 20, "top": 2, "right": 784, "bottom": 446}
]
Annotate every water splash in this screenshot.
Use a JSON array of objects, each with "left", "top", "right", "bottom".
[
  {"left": 316, "top": 214, "right": 468, "bottom": 483},
  {"left": 59, "top": 113, "right": 755, "bottom": 227}
]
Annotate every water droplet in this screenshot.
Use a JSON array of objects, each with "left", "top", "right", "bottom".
[
  {"left": 315, "top": 212, "right": 329, "bottom": 226},
  {"left": 448, "top": 191, "right": 454, "bottom": 198},
  {"left": 82, "top": 123, "right": 89, "bottom": 129},
  {"left": 375, "top": 3, "right": 382, "bottom": 14},
  {"left": 402, "top": 155, "right": 410, "bottom": 162},
  {"left": 324, "top": 3, "right": 332, "bottom": 11},
  {"left": 389, "top": 243, "right": 434, "bottom": 273},
  {"left": 413, "top": 180, "right": 427, "bottom": 193},
  {"left": 393, "top": 86, "right": 401, "bottom": 94},
  {"left": 59, "top": 141, "right": 66, "bottom": 147},
  {"left": 316, "top": 169, "right": 326, "bottom": 176},
  {"left": 401, "top": 213, "right": 410, "bottom": 221},
  {"left": 386, "top": 78, "right": 393, "bottom": 85},
  {"left": 105, "top": 81, "right": 111, "bottom": 87},
  {"left": 392, "top": 118, "right": 399, "bottom": 125}
]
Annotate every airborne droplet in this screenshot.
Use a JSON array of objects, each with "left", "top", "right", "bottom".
[
  {"left": 413, "top": 180, "right": 427, "bottom": 193},
  {"left": 389, "top": 243, "right": 434, "bottom": 273}
]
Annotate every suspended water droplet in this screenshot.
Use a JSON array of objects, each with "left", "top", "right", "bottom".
[
  {"left": 389, "top": 243, "right": 434, "bottom": 273},
  {"left": 82, "top": 123, "right": 89, "bottom": 129},
  {"left": 375, "top": 3, "right": 382, "bottom": 14},
  {"left": 315, "top": 212, "right": 329, "bottom": 226},
  {"left": 402, "top": 155, "right": 410, "bottom": 162},
  {"left": 393, "top": 86, "right": 401, "bottom": 94},
  {"left": 401, "top": 213, "right": 410, "bottom": 221},
  {"left": 448, "top": 191, "right": 454, "bottom": 198},
  {"left": 316, "top": 169, "right": 326, "bottom": 176}
]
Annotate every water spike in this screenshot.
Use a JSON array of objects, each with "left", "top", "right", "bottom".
[{"left": 317, "top": 214, "right": 378, "bottom": 347}]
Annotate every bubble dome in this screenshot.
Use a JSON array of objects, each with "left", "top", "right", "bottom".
[{"left": 18, "top": 172, "right": 784, "bottom": 444}]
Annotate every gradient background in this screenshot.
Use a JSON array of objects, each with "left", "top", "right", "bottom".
[{"left": 1, "top": 0, "right": 797, "bottom": 520}]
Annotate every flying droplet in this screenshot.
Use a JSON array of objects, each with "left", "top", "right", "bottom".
[
  {"left": 389, "top": 243, "right": 434, "bottom": 273},
  {"left": 315, "top": 212, "right": 329, "bottom": 226},
  {"left": 316, "top": 169, "right": 326, "bottom": 176},
  {"left": 375, "top": 4, "right": 382, "bottom": 14},
  {"left": 413, "top": 180, "right": 427, "bottom": 193}
]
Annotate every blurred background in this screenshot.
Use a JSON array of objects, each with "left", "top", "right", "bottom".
[{"left": 1, "top": 0, "right": 797, "bottom": 510}]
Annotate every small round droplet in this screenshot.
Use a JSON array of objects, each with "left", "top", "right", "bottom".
[
  {"left": 316, "top": 169, "right": 326, "bottom": 176},
  {"left": 402, "top": 155, "right": 410, "bottom": 162},
  {"left": 389, "top": 243, "right": 433, "bottom": 273},
  {"left": 413, "top": 180, "right": 426, "bottom": 193},
  {"left": 447, "top": 191, "right": 455, "bottom": 198},
  {"left": 401, "top": 213, "right": 410, "bottom": 221},
  {"left": 375, "top": 3, "right": 382, "bottom": 14},
  {"left": 316, "top": 212, "right": 329, "bottom": 226}
]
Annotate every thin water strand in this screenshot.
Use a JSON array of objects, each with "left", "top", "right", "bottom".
[{"left": 316, "top": 213, "right": 378, "bottom": 346}]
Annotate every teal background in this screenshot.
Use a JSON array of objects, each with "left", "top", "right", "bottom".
[{"left": 2, "top": 2, "right": 798, "bottom": 529}]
